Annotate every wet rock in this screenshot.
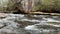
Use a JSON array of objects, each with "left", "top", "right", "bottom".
[{"left": 0, "top": 13, "right": 8, "bottom": 19}]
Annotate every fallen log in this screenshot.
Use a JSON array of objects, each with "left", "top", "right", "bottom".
[{"left": 28, "top": 12, "right": 60, "bottom": 16}]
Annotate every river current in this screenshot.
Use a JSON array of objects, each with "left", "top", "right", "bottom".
[{"left": 0, "top": 14, "right": 60, "bottom": 34}]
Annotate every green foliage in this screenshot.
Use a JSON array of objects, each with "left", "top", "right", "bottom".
[
  {"left": 7, "top": 1, "right": 15, "bottom": 11},
  {"left": 0, "top": 0, "right": 15, "bottom": 11},
  {"left": 33, "top": 0, "right": 55, "bottom": 11},
  {"left": 41, "top": 0, "right": 54, "bottom": 5},
  {"left": 33, "top": 5, "right": 41, "bottom": 11},
  {"left": 1, "top": 0, "right": 60, "bottom": 12},
  {"left": 33, "top": 0, "right": 41, "bottom": 11},
  {"left": 33, "top": 0, "right": 60, "bottom": 11},
  {"left": 0, "top": 0, "right": 8, "bottom": 11}
]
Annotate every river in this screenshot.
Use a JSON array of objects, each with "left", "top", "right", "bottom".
[{"left": 0, "top": 14, "right": 60, "bottom": 34}]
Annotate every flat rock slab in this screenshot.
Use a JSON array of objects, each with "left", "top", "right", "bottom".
[{"left": 0, "top": 13, "right": 8, "bottom": 18}]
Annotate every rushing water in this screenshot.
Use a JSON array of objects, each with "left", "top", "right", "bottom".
[{"left": 0, "top": 14, "right": 60, "bottom": 34}]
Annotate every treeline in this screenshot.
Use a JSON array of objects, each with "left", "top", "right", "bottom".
[{"left": 0, "top": 0, "right": 60, "bottom": 13}]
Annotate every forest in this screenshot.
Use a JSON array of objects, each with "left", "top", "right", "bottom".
[{"left": 0, "top": 0, "right": 60, "bottom": 14}]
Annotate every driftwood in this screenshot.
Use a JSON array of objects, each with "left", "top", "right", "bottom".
[{"left": 27, "top": 11, "right": 60, "bottom": 16}]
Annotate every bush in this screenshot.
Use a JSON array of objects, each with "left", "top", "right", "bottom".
[{"left": 33, "top": 0, "right": 60, "bottom": 12}]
